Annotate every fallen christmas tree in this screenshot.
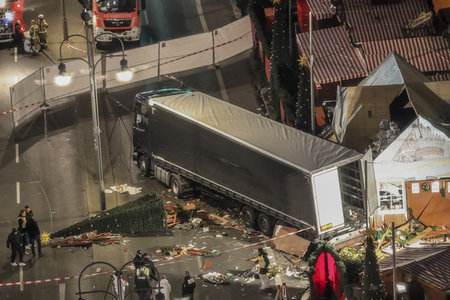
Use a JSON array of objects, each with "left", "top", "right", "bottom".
[{"left": 51, "top": 193, "right": 166, "bottom": 238}]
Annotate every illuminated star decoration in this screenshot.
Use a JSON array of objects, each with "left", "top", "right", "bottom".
[
  {"left": 40, "top": 232, "right": 51, "bottom": 244},
  {"left": 273, "top": 0, "right": 281, "bottom": 4},
  {"left": 298, "top": 56, "right": 308, "bottom": 67}
]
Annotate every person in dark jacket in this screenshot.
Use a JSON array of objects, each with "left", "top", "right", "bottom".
[
  {"left": 182, "top": 271, "right": 196, "bottom": 300},
  {"left": 24, "top": 205, "right": 34, "bottom": 221},
  {"left": 133, "top": 250, "right": 144, "bottom": 269},
  {"left": 26, "top": 216, "right": 42, "bottom": 258},
  {"left": 135, "top": 264, "right": 152, "bottom": 300},
  {"left": 17, "top": 209, "right": 29, "bottom": 252},
  {"left": 14, "top": 20, "right": 25, "bottom": 54},
  {"left": 6, "top": 228, "right": 26, "bottom": 267}
]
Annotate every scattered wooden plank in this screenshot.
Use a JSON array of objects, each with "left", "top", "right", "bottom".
[
  {"left": 209, "top": 213, "right": 229, "bottom": 224},
  {"left": 184, "top": 203, "right": 196, "bottom": 211}
]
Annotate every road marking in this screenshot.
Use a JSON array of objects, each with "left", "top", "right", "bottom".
[
  {"left": 14, "top": 47, "right": 17, "bottom": 62},
  {"left": 15, "top": 144, "right": 19, "bottom": 163},
  {"left": 19, "top": 267, "right": 23, "bottom": 291},
  {"left": 16, "top": 182, "right": 20, "bottom": 204},
  {"left": 143, "top": 9, "right": 149, "bottom": 25},
  {"left": 59, "top": 283, "right": 65, "bottom": 300},
  {"left": 215, "top": 68, "right": 230, "bottom": 103},
  {"left": 195, "top": 0, "right": 208, "bottom": 32}
]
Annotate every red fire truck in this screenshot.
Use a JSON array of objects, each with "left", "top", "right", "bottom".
[
  {"left": 92, "top": 0, "right": 143, "bottom": 43},
  {"left": 0, "top": 0, "right": 24, "bottom": 43}
]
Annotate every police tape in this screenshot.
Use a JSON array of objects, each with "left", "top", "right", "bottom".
[
  {"left": 0, "top": 101, "right": 43, "bottom": 117},
  {"left": 2, "top": 30, "right": 251, "bottom": 118},
  {"left": 0, "top": 271, "right": 106, "bottom": 287},
  {"left": 0, "top": 225, "right": 314, "bottom": 287}
]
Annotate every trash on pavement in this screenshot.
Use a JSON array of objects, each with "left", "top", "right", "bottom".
[
  {"left": 200, "top": 272, "right": 228, "bottom": 285},
  {"left": 51, "top": 232, "right": 123, "bottom": 248},
  {"left": 108, "top": 184, "right": 142, "bottom": 195}
]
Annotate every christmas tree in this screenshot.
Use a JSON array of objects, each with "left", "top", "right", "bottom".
[
  {"left": 51, "top": 193, "right": 166, "bottom": 238},
  {"left": 362, "top": 232, "right": 386, "bottom": 300},
  {"left": 269, "top": 0, "right": 297, "bottom": 123},
  {"left": 294, "top": 56, "right": 311, "bottom": 132}
]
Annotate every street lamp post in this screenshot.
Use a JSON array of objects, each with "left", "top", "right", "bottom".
[{"left": 55, "top": 26, "right": 132, "bottom": 211}]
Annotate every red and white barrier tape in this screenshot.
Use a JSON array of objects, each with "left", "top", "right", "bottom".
[
  {"left": 0, "top": 225, "right": 313, "bottom": 287},
  {"left": 0, "top": 101, "right": 43, "bottom": 117},
  {"left": 0, "top": 271, "right": 105, "bottom": 287}
]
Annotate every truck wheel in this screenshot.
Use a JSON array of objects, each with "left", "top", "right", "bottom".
[
  {"left": 138, "top": 155, "right": 149, "bottom": 176},
  {"left": 257, "top": 213, "right": 274, "bottom": 236},
  {"left": 170, "top": 176, "right": 181, "bottom": 198},
  {"left": 241, "top": 206, "right": 257, "bottom": 229}
]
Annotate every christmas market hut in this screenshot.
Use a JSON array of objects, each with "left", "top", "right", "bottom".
[
  {"left": 379, "top": 244, "right": 450, "bottom": 299},
  {"left": 332, "top": 52, "right": 450, "bottom": 228}
]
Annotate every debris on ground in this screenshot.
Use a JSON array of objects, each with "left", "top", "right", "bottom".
[
  {"left": 107, "top": 184, "right": 142, "bottom": 195},
  {"left": 200, "top": 272, "right": 229, "bottom": 285},
  {"left": 156, "top": 245, "right": 221, "bottom": 258},
  {"left": 202, "top": 262, "right": 212, "bottom": 270},
  {"left": 51, "top": 232, "right": 123, "bottom": 248}
]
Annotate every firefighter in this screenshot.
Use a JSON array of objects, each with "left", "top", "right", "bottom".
[
  {"left": 36, "top": 14, "right": 48, "bottom": 49},
  {"left": 135, "top": 264, "right": 152, "bottom": 300},
  {"left": 29, "top": 20, "right": 40, "bottom": 52}
]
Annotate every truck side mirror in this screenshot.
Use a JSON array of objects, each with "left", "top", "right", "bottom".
[{"left": 140, "top": 0, "right": 146, "bottom": 11}]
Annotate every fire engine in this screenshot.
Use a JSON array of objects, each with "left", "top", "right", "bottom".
[
  {"left": 92, "top": 0, "right": 143, "bottom": 43},
  {"left": 0, "top": 0, "right": 24, "bottom": 43}
]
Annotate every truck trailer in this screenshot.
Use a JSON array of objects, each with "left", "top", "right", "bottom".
[{"left": 133, "top": 89, "right": 367, "bottom": 241}]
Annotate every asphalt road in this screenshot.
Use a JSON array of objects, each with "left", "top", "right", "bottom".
[{"left": 0, "top": 0, "right": 263, "bottom": 299}]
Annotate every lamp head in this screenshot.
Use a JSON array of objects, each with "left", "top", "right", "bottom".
[
  {"left": 116, "top": 59, "right": 133, "bottom": 82},
  {"left": 55, "top": 63, "right": 72, "bottom": 86},
  {"left": 80, "top": 8, "right": 91, "bottom": 22}
]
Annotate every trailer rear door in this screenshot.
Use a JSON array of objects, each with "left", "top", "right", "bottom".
[{"left": 312, "top": 167, "right": 345, "bottom": 234}]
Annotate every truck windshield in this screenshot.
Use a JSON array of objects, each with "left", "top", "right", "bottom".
[{"left": 97, "top": 0, "right": 136, "bottom": 13}]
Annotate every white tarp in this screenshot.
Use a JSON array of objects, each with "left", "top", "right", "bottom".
[
  {"left": 11, "top": 17, "right": 253, "bottom": 125},
  {"left": 105, "top": 43, "right": 159, "bottom": 89},
  {"left": 214, "top": 16, "right": 252, "bottom": 63},
  {"left": 159, "top": 32, "right": 213, "bottom": 75},
  {"left": 10, "top": 68, "right": 44, "bottom": 127}
]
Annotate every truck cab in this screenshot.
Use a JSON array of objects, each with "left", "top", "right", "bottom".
[
  {"left": 133, "top": 88, "right": 194, "bottom": 198},
  {"left": 92, "top": 0, "right": 143, "bottom": 43}
]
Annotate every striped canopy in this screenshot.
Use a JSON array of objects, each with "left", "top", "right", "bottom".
[
  {"left": 361, "top": 36, "right": 450, "bottom": 73},
  {"left": 296, "top": 26, "right": 368, "bottom": 88}
]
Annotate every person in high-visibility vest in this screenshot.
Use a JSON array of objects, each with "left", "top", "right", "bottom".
[
  {"left": 135, "top": 264, "right": 152, "bottom": 300},
  {"left": 257, "top": 247, "right": 270, "bottom": 291},
  {"left": 29, "top": 20, "right": 40, "bottom": 50},
  {"left": 36, "top": 14, "right": 48, "bottom": 49}
]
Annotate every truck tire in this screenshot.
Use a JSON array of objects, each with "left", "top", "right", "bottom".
[
  {"left": 241, "top": 206, "right": 257, "bottom": 228},
  {"left": 170, "top": 175, "right": 181, "bottom": 198},
  {"left": 257, "top": 213, "right": 274, "bottom": 236},
  {"left": 138, "top": 154, "right": 149, "bottom": 176}
]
